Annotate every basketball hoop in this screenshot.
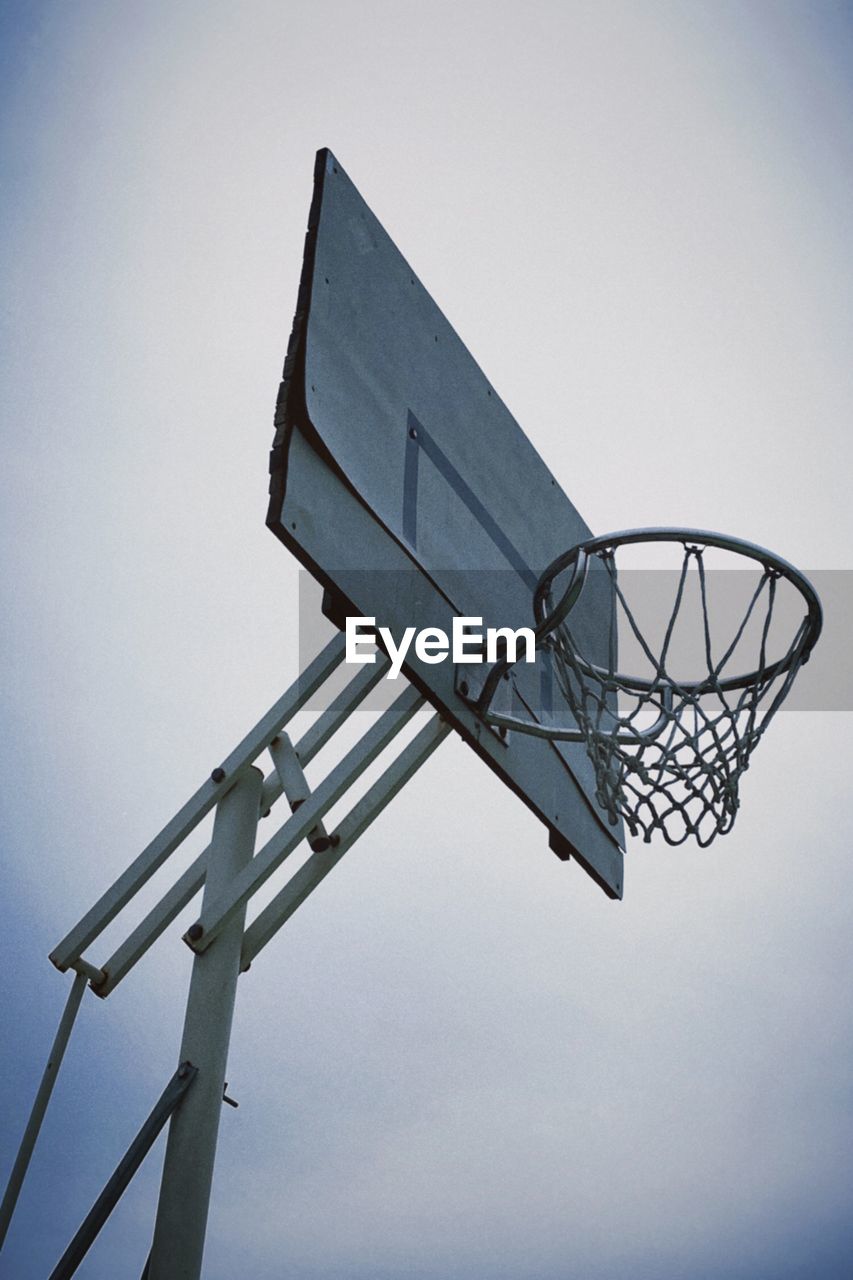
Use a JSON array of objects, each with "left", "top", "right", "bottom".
[{"left": 467, "top": 529, "right": 822, "bottom": 847}]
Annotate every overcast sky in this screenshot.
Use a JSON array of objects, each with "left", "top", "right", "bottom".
[{"left": 2, "top": 2, "right": 852, "bottom": 1277}]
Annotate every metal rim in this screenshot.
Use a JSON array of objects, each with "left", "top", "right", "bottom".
[{"left": 534, "top": 527, "right": 823, "bottom": 695}]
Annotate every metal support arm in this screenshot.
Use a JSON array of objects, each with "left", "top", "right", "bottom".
[
  {"left": 18, "top": 642, "right": 452, "bottom": 1280},
  {"left": 94, "top": 656, "right": 393, "bottom": 998},
  {"left": 50, "top": 635, "right": 346, "bottom": 972},
  {"left": 241, "top": 714, "right": 450, "bottom": 968},
  {"left": 185, "top": 683, "right": 425, "bottom": 954}
]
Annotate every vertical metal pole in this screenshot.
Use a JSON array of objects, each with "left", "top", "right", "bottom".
[
  {"left": 0, "top": 970, "right": 88, "bottom": 1249},
  {"left": 147, "top": 766, "right": 262, "bottom": 1280}
]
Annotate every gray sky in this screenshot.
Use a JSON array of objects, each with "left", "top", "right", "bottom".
[{"left": 1, "top": 2, "right": 852, "bottom": 1277}]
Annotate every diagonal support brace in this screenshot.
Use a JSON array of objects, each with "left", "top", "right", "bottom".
[
  {"left": 241, "top": 714, "right": 450, "bottom": 968},
  {"left": 46, "top": 1061, "right": 198, "bottom": 1280},
  {"left": 268, "top": 733, "right": 331, "bottom": 852},
  {"left": 185, "top": 683, "right": 425, "bottom": 954},
  {"left": 0, "top": 972, "right": 88, "bottom": 1250}
]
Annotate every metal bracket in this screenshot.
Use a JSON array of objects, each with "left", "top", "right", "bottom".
[
  {"left": 268, "top": 733, "right": 331, "bottom": 851},
  {"left": 456, "top": 651, "right": 590, "bottom": 745},
  {"left": 455, "top": 661, "right": 512, "bottom": 744},
  {"left": 184, "top": 683, "right": 425, "bottom": 954}
]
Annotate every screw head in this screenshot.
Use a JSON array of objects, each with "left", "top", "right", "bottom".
[{"left": 211, "top": 767, "right": 226, "bottom": 784}]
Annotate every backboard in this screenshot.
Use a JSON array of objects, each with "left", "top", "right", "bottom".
[{"left": 267, "top": 149, "right": 624, "bottom": 898}]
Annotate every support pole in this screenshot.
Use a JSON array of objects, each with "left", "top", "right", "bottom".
[
  {"left": 147, "top": 765, "right": 262, "bottom": 1280},
  {"left": 0, "top": 970, "right": 87, "bottom": 1250}
]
